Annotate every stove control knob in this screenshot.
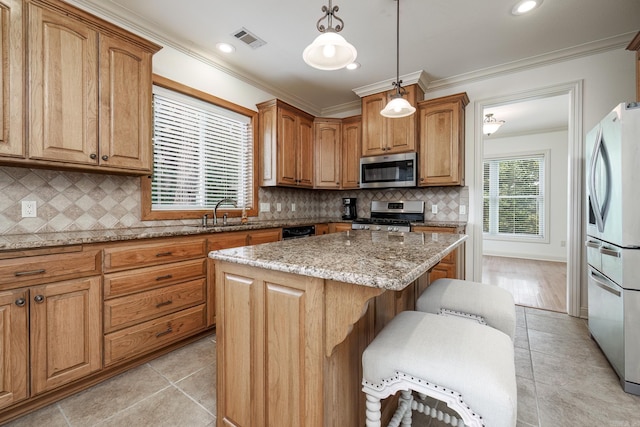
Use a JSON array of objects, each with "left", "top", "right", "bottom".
[
  {"left": 364, "top": 225, "right": 370, "bottom": 230},
  {"left": 387, "top": 226, "right": 393, "bottom": 231},
  {"left": 374, "top": 225, "right": 381, "bottom": 231}
]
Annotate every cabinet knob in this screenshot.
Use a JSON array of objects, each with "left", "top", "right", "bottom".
[
  {"left": 102, "top": 155, "right": 109, "bottom": 161},
  {"left": 15, "top": 298, "right": 26, "bottom": 307},
  {"left": 420, "top": 178, "right": 425, "bottom": 182},
  {"left": 90, "top": 153, "right": 97, "bottom": 159},
  {"left": 34, "top": 295, "right": 44, "bottom": 304}
]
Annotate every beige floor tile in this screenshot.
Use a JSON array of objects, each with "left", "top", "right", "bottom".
[
  {"left": 516, "top": 376, "right": 539, "bottom": 426},
  {"left": 175, "top": 364, "right": 217, "bottom": 415},
  {"left": 148, "top": 335, "right": 216, "bottom": 383},
  {"left": 528, "top": 328, "right": 609, "bottom": 366},
  {"left": 515, "top": 305, "right": 527, "bottom": 328},
  {"left": 525, "top": 311, "right": 589, "bottom": 338},
  {"left": 514, "top": 325, "right": 530, "bottom": 350},
  {"left": 515, "top": 346, "right": 534, "bottom": 380},
  {"left": 94, "top": 387, "right": 215, "bottom": 427},
  {"left": 3, "top": 404, "right": 69, "bottom": 427},
  {"left": 58, "top": 364, "right": 171, "bottom": 426}
]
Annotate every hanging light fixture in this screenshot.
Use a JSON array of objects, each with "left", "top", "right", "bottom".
[
  {"left": 483, "top": 113, "right": 506, "bottom": 135},
  {"left": 380, "top": 0, "right": 415, "bottom": 118},
  {"left": 303, "top": 0, "right": 357, "bottom": 70}
]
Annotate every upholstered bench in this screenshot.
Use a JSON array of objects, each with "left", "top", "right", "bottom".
[
  {"left": 416, "top": 278, "right": 516, "bottom": 340},
  {"left": 362, "top": 311, "right": 517, "bottom": 427}
]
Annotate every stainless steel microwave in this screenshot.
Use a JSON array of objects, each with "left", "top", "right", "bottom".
[{"left": 359, "top": 152, "right": 417, "bottom": 189}]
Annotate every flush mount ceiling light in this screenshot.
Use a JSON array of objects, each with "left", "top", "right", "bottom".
[
  {"left": 303, "top": 0, "right": 357, "bottom": 70},
  {"left": 380, "top": 0, "right": 415, "bottom": 118},
  {"left": 511, "top": 0, "right": 543, "bottom": 15},
  {"left": 483, "top": 113, "right": 506, "bottom": 135},
  {"left": 216, "top": 42, "right": 236, "bottom": 54}
]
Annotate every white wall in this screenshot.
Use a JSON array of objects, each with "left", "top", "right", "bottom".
[{"left": 483, "top": 130, "right": 569, "bottom": 262}]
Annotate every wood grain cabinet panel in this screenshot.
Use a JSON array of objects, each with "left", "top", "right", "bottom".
[
  {"left": 0, "top": 288, "right": 28, "bottom": 410},
  {"left": 341, "top": 115, "right": 361, "bottom": 189},
  {"left": 0, "top": 0, "right": 24, "bottom": 159},
  {"left": 314, "top": 119, "right": 341, "bottom": 189},
  {"left": 103, "top": 238, "right": 207, "bottom": 272},
  {"left": 412, "top": 226, "right": 465, "bottom": 281}
]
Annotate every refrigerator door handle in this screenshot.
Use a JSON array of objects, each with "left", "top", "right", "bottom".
[
  {"left": 600, "top": 247, "right": 622, "bottom": 258},
  {"left": 589, "top": 268, "right": 621, "bottom": 297},
  {"left": 588, "top": 126, "right": 611, "bottom": 233},
  {"left": 585, "top": 240, "right": 601, "bottom": 249}
]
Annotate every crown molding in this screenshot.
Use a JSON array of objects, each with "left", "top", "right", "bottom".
[{"left": 352, "top": 70, "right": 430, "bottom": 98}]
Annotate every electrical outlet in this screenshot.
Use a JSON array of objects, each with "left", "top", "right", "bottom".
[
  {"left": 431, "top": 204, "right": 438, "bottom": 214},
  {"left": 459, "top": 205, "right": 467, "bottom": 215},
  {"left": 22, "top": 201, "right": 37, "bottom": 218},
  {"left": 260, "top": 202, "right": 270, "bottom": 212},
  {"left": 276, "top": 203, "right": 282, "bottom": 212},
  {"left": 291, "top": 203, "right": 296, "bottom": 212}
]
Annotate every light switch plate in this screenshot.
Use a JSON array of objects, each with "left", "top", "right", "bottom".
[
  {"left": 260, "top": 202, "right": 270, "bottom": 212},
  {"left": 276, "top": 203, "right": 282, "bottom": 212},
  {"left": 459, "top": 205, "right": 467, "bottom": 215},
  {"left": 431, "top": 204, "right": 438, "bottom": 214},
  {"left": 291, "top": 203, "right": 296, "bottom": 212}
]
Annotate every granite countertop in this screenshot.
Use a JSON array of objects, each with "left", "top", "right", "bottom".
[
  {"left": 0, "top": 218, "right": 466, "bottom": 252},
  {"left": 209, "top": 230, "right": 467, "bottom": 291}
]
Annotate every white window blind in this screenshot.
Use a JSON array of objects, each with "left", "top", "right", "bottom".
[
  {"left": 483, "top": 154, "right": 545, "bottom": 238},
  {"left": 151, "top": 86, "right": 253, "bottom": 211}
]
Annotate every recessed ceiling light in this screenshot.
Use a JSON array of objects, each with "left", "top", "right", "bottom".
[
  {"left": 216, "top": 42, "right": 236, "bottom": 54},
  {"left": 511, "top": 0, "right": 542, "bottom": 15},
  {"left": 346, "top": 62, "right": 360, "bottom": 71}
]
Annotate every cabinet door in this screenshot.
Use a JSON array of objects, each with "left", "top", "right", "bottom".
[
  {"left": 28, "top": 4, "right": 99, "bottom": 164},
  {"left": 0, "top": 288, "right": 28, "bottom": 409},
  {"left": 361, "top": 93, "right": 386, "bottom": 156},
  {"left": 30, "top": 276, "right": 101, "bottom": 395},
  {"left": 99, "top": 35, "right": 152, "bottom": 172},
  {"left": 314, "top": 120, "right": 341, "bottom": 189},
  {"left": 341, "top": 117, "right": 361, "bottom": 189},
  {"left": 0, "top": 0, "right": 23, "bottom": 158},
  {"left": 386, "top": 86, "right": 417, "bottom": 154},
  {"left": 297, "top": 114, "right": 314, "bottom": 187},
  {"left": 247, "top": 228, "right": 282, "bottom": 245},
  {"left": 277, "top": 108, "right": 298, "bottom": 186}
]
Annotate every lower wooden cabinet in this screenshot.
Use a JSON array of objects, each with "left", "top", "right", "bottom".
[
  {"left": 412, "top": 226, "right": 465, "bottom": 281},
  {"left": 0, "top": 289, "right": 28, "bottom": 410},
  {"left": 329, "top": 223, "right": 352, "bottom": 233}
]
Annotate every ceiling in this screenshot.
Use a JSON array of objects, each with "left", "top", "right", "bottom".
[{"left": 73, "top": 0, "right": 638, "bottom": 117}]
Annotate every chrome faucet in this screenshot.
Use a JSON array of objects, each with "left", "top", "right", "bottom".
[{"left": 214, "top": 198, "right": 237, "bottom": 225}]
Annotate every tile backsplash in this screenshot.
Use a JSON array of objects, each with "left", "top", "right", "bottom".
[{"left": 0, "top": 166, "right": 468, "bottom": 234}]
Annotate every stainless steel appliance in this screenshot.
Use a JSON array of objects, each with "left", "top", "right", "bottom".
[
  {"left": 351, "top": 200, "right": 424, "bottom": 232},
  {"left": 342, "top": 197, "right": 357, "bottom": 220},
  {"left": 282, "top": 225, "right": 315, "bottom": 240},
  {"left": 359, "top": 152, "right": 417, "bottom": 189},
  {"left": 586, "top": 102, "right": 640, "bottom": 395}
]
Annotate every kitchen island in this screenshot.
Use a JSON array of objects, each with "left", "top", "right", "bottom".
[{"left": 209, "top": 230, "right": 467, "bottom": 427}]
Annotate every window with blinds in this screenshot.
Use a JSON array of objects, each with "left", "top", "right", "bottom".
[
  {"left": 483, "top": 154, "right": 546, "bottom": 238},
  {"left": 151, "top": 86, "right": 253, "bottom": 211}
]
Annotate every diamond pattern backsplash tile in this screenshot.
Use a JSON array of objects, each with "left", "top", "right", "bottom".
[{"left": 0, "top": 166, "right": 468, "bottom": 234}]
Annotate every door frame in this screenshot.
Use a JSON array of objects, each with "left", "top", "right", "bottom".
[{"left": 472, "top": 80, "right": 584, "bottom": 317}]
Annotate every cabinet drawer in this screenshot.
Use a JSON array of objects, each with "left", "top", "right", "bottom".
[
  {"left": 104, "top": 278, "right": 206, "bottom": 333},
  {"left": 104, "top": 259, "right": 206, "bottom": 298},
  {"left": 104, "top": 238, "right": 207, "bottom": 272},
  {"left": 0, "top": 249, "right": 101, "bottom": 287},
  {"left": 104, "top": 304, "right": 206, "bottom": 366}
]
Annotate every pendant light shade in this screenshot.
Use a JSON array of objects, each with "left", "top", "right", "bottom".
[
  {"left": 303, "top": 30, "right": 357, "bottom": 70},
  {"left": 303, "top": 1, "right": 357, "bottom": 70},
  {"left": 380, "top": 95, "right": 416, "bottom": 118},
  {"left": 483, "top": 113, "right": 506, "bottom": 135},
  {"left": 381, "top": 0, "right": 415, "bottom": 119}
]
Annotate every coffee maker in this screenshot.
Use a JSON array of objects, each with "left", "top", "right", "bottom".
[{"left": 342, "top": 198, "right": 357, "bottom": 220}]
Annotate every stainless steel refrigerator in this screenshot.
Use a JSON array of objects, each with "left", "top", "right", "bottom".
[{"left": 586, "top": 102, "right": 640, "bottom": 395}]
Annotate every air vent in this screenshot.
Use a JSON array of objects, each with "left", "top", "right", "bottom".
[{"left": 232, "top": 27, "right": 266, "bottom": 49}]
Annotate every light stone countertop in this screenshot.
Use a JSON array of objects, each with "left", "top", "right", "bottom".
[
  {"left": 209, "top": 230, "right": 467, "bottom": 291},
  {"left": 0, "top": 219, "right": 466, "bottom": 252}
]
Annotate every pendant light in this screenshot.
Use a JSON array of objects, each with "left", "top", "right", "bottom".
[
  {"left": 303, "top": 0, "right": 357, "bottom": 70},
  {"left": 483, "top": 113, "right": 506, "bottom": 135},
  {"left": 380, "top": 0, "right": 415, "bottom": 118}
]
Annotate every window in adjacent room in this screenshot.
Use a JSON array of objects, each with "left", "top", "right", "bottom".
[
  {"left": 483, "top": 152, "right": 547, "bottom": 240},
  {"left": 141, "top": 76, "right": 257, "bottom": 220}
]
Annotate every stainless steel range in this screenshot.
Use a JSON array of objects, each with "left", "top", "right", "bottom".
[{"left": 351, "top": 200, "right": 424, "bottom": 232}]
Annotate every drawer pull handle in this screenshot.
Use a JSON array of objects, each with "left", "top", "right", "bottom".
[
  {"left": 155, "top": 251, "right": 173, "bottom": 257},
  {"left": 156, "top": 326, "right": 173, "bottom": 338},
  {"left": 15, "top": 298, "right": 26, "bottom": 307},
  {"left": 15, "top": 269, "right": 46, "bottom": 277},
  {"left": 156, "top": 300, "right": 173, "bottom": 308},
  {"left": 156, "top": 274, "right": 173, "bottom": 281},
  {"left": 34, "top": 295, "right": 45, "bottom": 303}
]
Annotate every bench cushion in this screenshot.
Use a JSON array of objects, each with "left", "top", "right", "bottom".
[
  {"left": 362, "top": 311, "right": 517, "bottom": 427},
  {"left": 416, "top": 278, "right": 516, "bottom": 340}
]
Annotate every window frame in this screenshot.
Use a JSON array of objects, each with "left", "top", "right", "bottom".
[
  {"left": 141, "top": 74, "right": 258, "bottom": 221},
  {"left": 482, "top": 150, "right": 550, "bottom": 243}
]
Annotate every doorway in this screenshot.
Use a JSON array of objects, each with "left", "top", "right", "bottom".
[{"left": 472, "top": 81, "right": 584, "bottom": 317}]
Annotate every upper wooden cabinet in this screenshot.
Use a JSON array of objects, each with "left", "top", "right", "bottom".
[
  {"left": 258, "top": 99, "right": 314, "bottom": 188},
  {"left": 314, "top": 118, "right": 341, "bottom": 189},
  {"left": 0, "top": 0, "right": 161, "bottom": 175},
  {"left": 417, "top": 92, "right": 469, "bottom": 186},
  {"left": 361, "top": 84, "right": 423, "bottom": 157},
  {"left": 0, "top": 0, "right": 24, "bottom": 159},
  {"left": 627, "top": 32, "right": 640, "bottom": 102},
  {"left": 341, "top": 115, "right": 361, "bottom": 189}
]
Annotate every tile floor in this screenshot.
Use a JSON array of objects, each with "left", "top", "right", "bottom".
[{"left": 5, "top": 307, "right": 640, "bottom": 427}]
